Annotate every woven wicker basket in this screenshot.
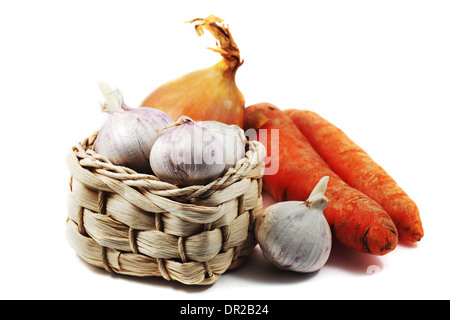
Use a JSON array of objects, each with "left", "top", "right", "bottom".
[{"left": 66, "top": 131, "right": 266, "bottom": 285}]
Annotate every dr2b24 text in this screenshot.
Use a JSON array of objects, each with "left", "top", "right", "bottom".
[{"left": 180, "top": 304, "right": 269, "bottom": 317}]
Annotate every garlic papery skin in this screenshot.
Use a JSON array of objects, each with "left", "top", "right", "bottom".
[
  {"left": 149, "top": 116, "right": 226, "bottom": 186},
  {"left": 255, "top": 176, "right": 332, "bottom": 273},
  {"left": 199, "top": 121, "right": 246, "bottom": 171},
  {"left": 94, "top": 81, "right": 173, "bottom": 173}
]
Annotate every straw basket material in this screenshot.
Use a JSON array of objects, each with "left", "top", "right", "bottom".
[{"left": 66, "top": 131, "right": 266, "bottom": 285}]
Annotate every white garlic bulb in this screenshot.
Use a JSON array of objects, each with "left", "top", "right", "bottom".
[
  {"left": 199, "top": 121, "right": 246, "bottom": 170},
  {"left": 255, "top": 176, "right": 332, "bottom": 273},
  {"left": 149, "top": 116, "right": 226, "bottom": 186},
  {"left": 94, "top": 81, "right": 173, "bottom": 173}
]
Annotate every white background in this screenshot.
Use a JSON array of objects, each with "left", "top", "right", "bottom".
[{"left": 1, "top": 0, "right": 449, "bottom": 300}]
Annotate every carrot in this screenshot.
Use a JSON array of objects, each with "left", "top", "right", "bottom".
[
  {"left": 244, "top": 103, "right": 398, "bottom": 255},
  {"left": 285, "top": 109, "right": 424, "bottom": 242}
]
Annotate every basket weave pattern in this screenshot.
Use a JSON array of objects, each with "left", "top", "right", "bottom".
[{"left": 66, "top": 132, "right": 266, "bottom": 285}]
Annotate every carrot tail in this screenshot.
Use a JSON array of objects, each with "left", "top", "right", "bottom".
[
  {"left": 245, "top": 103, "right": 398, "bottom": 255},
  {"left": 285, "top": 109, "right": 423, "bottom": 242}
]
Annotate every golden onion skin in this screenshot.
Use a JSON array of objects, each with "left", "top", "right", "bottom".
[{"left": 140, "top": 15, "right": 245, "bottom": 128}]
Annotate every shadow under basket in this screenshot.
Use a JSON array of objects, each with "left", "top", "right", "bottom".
[{"left": 66, "top": 132, "right": 266, "bottom": 285}]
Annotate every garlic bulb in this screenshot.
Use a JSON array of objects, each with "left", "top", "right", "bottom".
[
  {"left": 255, "top": 176, "right": 332, "bottom": 273},
  {"left": 149, "top": 116, "right": 226, "bottom": 186},
  {"left": 199, "top": 121, "right": 246, "bottom": 170},
  {"left": 94, "top": 81, "right": 173, "bottom": 173}
]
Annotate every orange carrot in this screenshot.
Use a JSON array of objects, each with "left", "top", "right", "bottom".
[
  {"left": 244, "top": 103, "right": 398, "bottom": 255},
  {"left": 285, "top": 109, "right": 424, "bottom": 242}
]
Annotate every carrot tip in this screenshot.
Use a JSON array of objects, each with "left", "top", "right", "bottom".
[
  {"left": 364, "top": 225, "right": 398, "bottom": 256},
  {"left": 399, "top": 223, "right": 424, "bottom": 242}
]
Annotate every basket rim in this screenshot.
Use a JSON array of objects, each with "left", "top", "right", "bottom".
[
  {"left": 67, "top": 131, "right": 266, "bottom": 194},
  {"left": 67, "top": 132, "right": 266, "bottom": 224}
]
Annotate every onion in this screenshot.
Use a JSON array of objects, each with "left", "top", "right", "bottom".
[
  {"left": 149, "top": 116, "right": 226, "bottom": 186},
  {"left": 94, "top": 81, "right": 173, "bottom": 173},
  {"left": 140, "top": 15, "right": 245, "bottom": 128}
]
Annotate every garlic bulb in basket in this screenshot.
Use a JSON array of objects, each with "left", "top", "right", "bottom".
[
  {"left": 255, "top": 176, "right": 332, "bottom": 273},
  {"left": 149, "top": 116, "right": 226, "bottom": 186},
  {"left": 199, "top": 121, "right": 246, "bottom": 171},
  {"left": 94, "top": 81, "right": 173, "bottom": 173}
]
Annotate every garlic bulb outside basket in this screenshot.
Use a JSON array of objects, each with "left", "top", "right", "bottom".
[{"left": 255, "top": 176, "right": 332, "bottom": 273}]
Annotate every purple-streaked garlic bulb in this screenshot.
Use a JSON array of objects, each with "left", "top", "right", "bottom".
[
  {"left": 94, "top": 81, "right": 173, "bottom": 173},
  {"left": 149, "top": 116, "right": 226, "bottom": 186}
]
